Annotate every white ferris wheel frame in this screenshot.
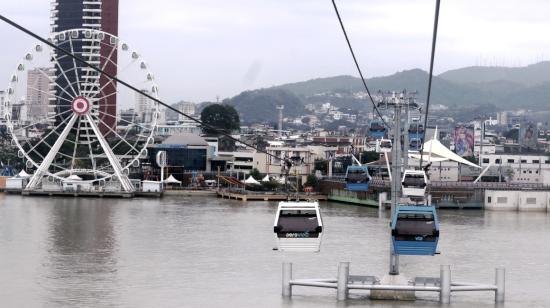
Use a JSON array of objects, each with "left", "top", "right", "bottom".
[{"left": 4, "top": 28, "right": 160, "bottom": 193}]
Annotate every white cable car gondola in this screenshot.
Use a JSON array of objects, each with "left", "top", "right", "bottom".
[
  {"left": 401, "top": 170, "right": 428, "bottom": 197},
  {"left": 376, "top": 138, "right": 393, "bottom": 153},
  {"left": 273, "top": 201, "right": 323, "bottom": 252}
]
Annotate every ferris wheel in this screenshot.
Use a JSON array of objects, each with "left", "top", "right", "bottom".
[{"left": 4, "top": 28, "right": 159, "bottom": 193}]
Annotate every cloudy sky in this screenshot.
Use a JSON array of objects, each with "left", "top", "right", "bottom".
[{"left": 1, "top": 0, "right": 549, "bottom": 103}]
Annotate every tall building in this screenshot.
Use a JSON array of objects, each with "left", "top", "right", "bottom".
[
  {"left": 26, "top": 68, "right": 51, "bottom": 122},
  {"left": 178, "top": 102, "right": 196, "bottom": 121},
  {"left": 50, "top": 0, "right": 119, "bottom": 136},
  {"left": 135, "top": 89, "right": 154, "bottom": 123},
  {"left": 0, "top": 90, "right": 5, "bottom": 122}
]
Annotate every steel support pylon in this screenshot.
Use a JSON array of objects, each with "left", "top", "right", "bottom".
[
  {"left": 25, "top": 114, "right": 79, "bottom": 190},
  {"left": 85, "top": 114, "right": 135, "bottom": 192}
]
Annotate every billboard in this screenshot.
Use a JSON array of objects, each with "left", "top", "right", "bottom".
[{"left": 453, "top": 125, "right": 474, "bottom": 157}]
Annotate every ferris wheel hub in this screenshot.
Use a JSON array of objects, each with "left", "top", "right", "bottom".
[{"left": 71, "top": 96, "right": 91, "bottom": 115}]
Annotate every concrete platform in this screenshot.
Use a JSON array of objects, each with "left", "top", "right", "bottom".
[
  {"left": 370, "top": 274, "right": 415, "bottom": 300},
  {"left": 21, "top": 190, "right": 136, "bottom": 198}
]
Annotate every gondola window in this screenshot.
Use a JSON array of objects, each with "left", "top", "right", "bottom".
[
  {"left": 394, "top": 213, "right": 437, "bottom": 242},
  {"left": 276, "top": 210, "right": 320, "bottom": 238}
]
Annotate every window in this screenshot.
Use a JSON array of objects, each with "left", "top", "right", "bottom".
[
  {"left": 533, "top": 160, "right": 540, "bottom": 164},
  {"left": 507, "top": 159, "right": 515, "bottom": 163},
  {"left": 497, "top": 197, "right": 508, "bottom": 204},
  {"left": 395, "top": 213, "right": 437, "bottom": 242},
  {"left": 276, "top": 210, "right": 320, "bottom": 238},
  {"left": 529, "top": 170, "right": 532, "bottom": 174},
  {"left": 482, "top": 158, "right": 490, "bottom": 163},
  {"left": 545, "top": 160, "right": 550, "bottom": 164},
  {"left": 526, "top": 198, "right": 537, "bottom": 205},
  {"left": 487, "top": 197, "right": 492, "bottom": 203},
  {"left": 521, "top": 160, "right": 527, "bottom": 163},
  {"left": 523, "top": 170, "right": 527, "bottom": 174},
  {"left": 495, "top": 159, "right": 501, "bottom": 164}
]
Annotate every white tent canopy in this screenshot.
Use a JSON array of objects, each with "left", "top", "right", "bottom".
[
  {"left": 18, "top": 170, "right": 31, "bottom": 178},
  {"left": 409, "top": 138, "right": 480, "bottom": 169},
  {"left": 66, "top": 174, "right": 83, "bottom": 181},
  {"left": 244, "top": 176, "right": 261, "bottom": 185},
  {"left": 164, "top": 174, "right": 182, "bottom": 184},
  {"left": 261, "top": 175, "right": 271, "bottom": 182}
]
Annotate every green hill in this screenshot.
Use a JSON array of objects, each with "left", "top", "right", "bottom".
[
  {"left": 224, "top": 88, "right": 304, "bottom": 123},
  {"left": 215, "top": 62, "right": 550, "bottom": 123},
  {"left": 438, "top": 61, "right": 550, "bottom": 87}
]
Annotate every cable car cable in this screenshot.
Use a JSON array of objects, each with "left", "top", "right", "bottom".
[
  {"left": 0, "top": 14, "right": 291, "bottom": 166},
  {"left": 331, "top": 0, "right": 389, "bottom": 129},
  {"left": 418, "top": 0, "right": 441, "bottom": 169}
]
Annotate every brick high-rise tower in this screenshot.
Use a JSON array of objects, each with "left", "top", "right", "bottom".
[{"left": 50, "top": 0, "right": 119, "bottom": 136}]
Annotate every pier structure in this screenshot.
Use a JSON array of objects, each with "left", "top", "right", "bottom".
[
  {"left": 217, "top": 189, "right": 327, "bottom": 202},
  {"left": 282, "top": 262, "right": 505, "bottom": 304},
  {"left": 320, "top": 178, "right": 550, "bottom": 209}
]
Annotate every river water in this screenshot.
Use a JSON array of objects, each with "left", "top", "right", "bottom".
[{"left": 0, "top": 194, "right": 548, "bottom": 308}]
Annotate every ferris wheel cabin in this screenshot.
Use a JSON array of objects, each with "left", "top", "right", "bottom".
[
  {"left": 345, "top": 165, "right": 371, "bottom": 191},
  {"left": 273, "top": 201, "right": 323, "bottom": 252},
  {"left": 391, "top": 205, "right": 439, "bottom": 255}
]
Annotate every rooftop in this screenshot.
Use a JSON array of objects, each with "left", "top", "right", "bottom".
[{"left": 161, "top": 133, "right": 208, "bottom": 146}]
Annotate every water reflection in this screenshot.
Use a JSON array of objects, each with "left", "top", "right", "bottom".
[{"left": 44, "top": 198, "right": 119, "bottom": 307}]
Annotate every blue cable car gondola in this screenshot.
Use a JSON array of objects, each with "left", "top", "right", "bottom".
[
  {"left": 409, "top": 138, "right": 422, "bottom": 151},
  {"left": 368, "top": 121, "right": 386, "bottom": 139},
  {"left": 391, "top": 205, "right": 439, "bottom": 255},
  {"left": 345, "top": 165, "right": 371, "bottom": 191}
]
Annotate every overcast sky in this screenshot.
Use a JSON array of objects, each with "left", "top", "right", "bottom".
[{"left": 1, "top": 0, "right": 549, "bottom": 103}]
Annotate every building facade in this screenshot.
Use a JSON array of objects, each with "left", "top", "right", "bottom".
[
  {"left": 50, "top": 0, "right": 118, "bottom": 135},
  {"left": 26, "top": 68, "right": 51, "bottom": 122},
  {"left": 480, "top": 154, "right": 550, "bottom": 184},
  {"left": 148, "top": 134, "right": 211, "bottom": 172}
]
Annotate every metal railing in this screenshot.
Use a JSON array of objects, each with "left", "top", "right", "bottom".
[{"left": 283, "top": 262, "right": 505, "bottom": 303}]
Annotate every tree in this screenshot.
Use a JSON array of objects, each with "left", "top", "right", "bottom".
[
  {"left": 304, "top": 174, "right": 319, "bottom": 189},
  {"left": 200, "top": 104, "right": 240, "bottom": 135},
  {"left": 249, "top": 168, "right": 261, "bottom": 180},
  {"left": 360, "top": 151, "right": 379, "bottom": 164}
]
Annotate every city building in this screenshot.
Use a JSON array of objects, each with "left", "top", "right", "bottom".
[
  {"left": 212, "top": 151, "right": 267, "bottom": 174},
  {"left": 26, "top": 68, "right": 51, "bottom": 122},
  {"left": 51, "top": 0, "right": 119, "bottom": 135},
  {"left": 148, "top": 133, "right": 212, "bottom": 172},
  {"left": 135, "top": 89, "right": 154, "bottom": 123},
  {"left": 0, "top": 90, "right": 5, "bottom": 123},
  {"left": 480, "top": 154, "right": 550, "bottom": 184},
  {"left": 178, "top": 102, "right": 196, "bottom": 120},
  {"left": 156, "top": 121, "right": 202, "bottom": 136},
  {"left": 265, "top": 146, "right": 314, "bottom": 181}
]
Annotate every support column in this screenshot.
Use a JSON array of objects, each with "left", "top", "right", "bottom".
[
  {"left": 85, "top": 114, "right": 135, "bottom": 192},
  {"left": 26, "top": 114, "right": 78, "bottom": 190},
  {"left": 337, "top": 262, "right": 349, "bottom": 301},
  {"left": 495, "top": 267, "right": 505, "bottom": 303},
  {"left": 440, "top": 264, "right": 451, "bottom": 304},
  {"left": 282, "top": 262, "right": 292, "bottom": 298},
  {"left": 389, "top": 101, "right": 402, "bottom": 275},
  {"left": 379, "top": 192, "right": 387, "bottom": 212}
]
